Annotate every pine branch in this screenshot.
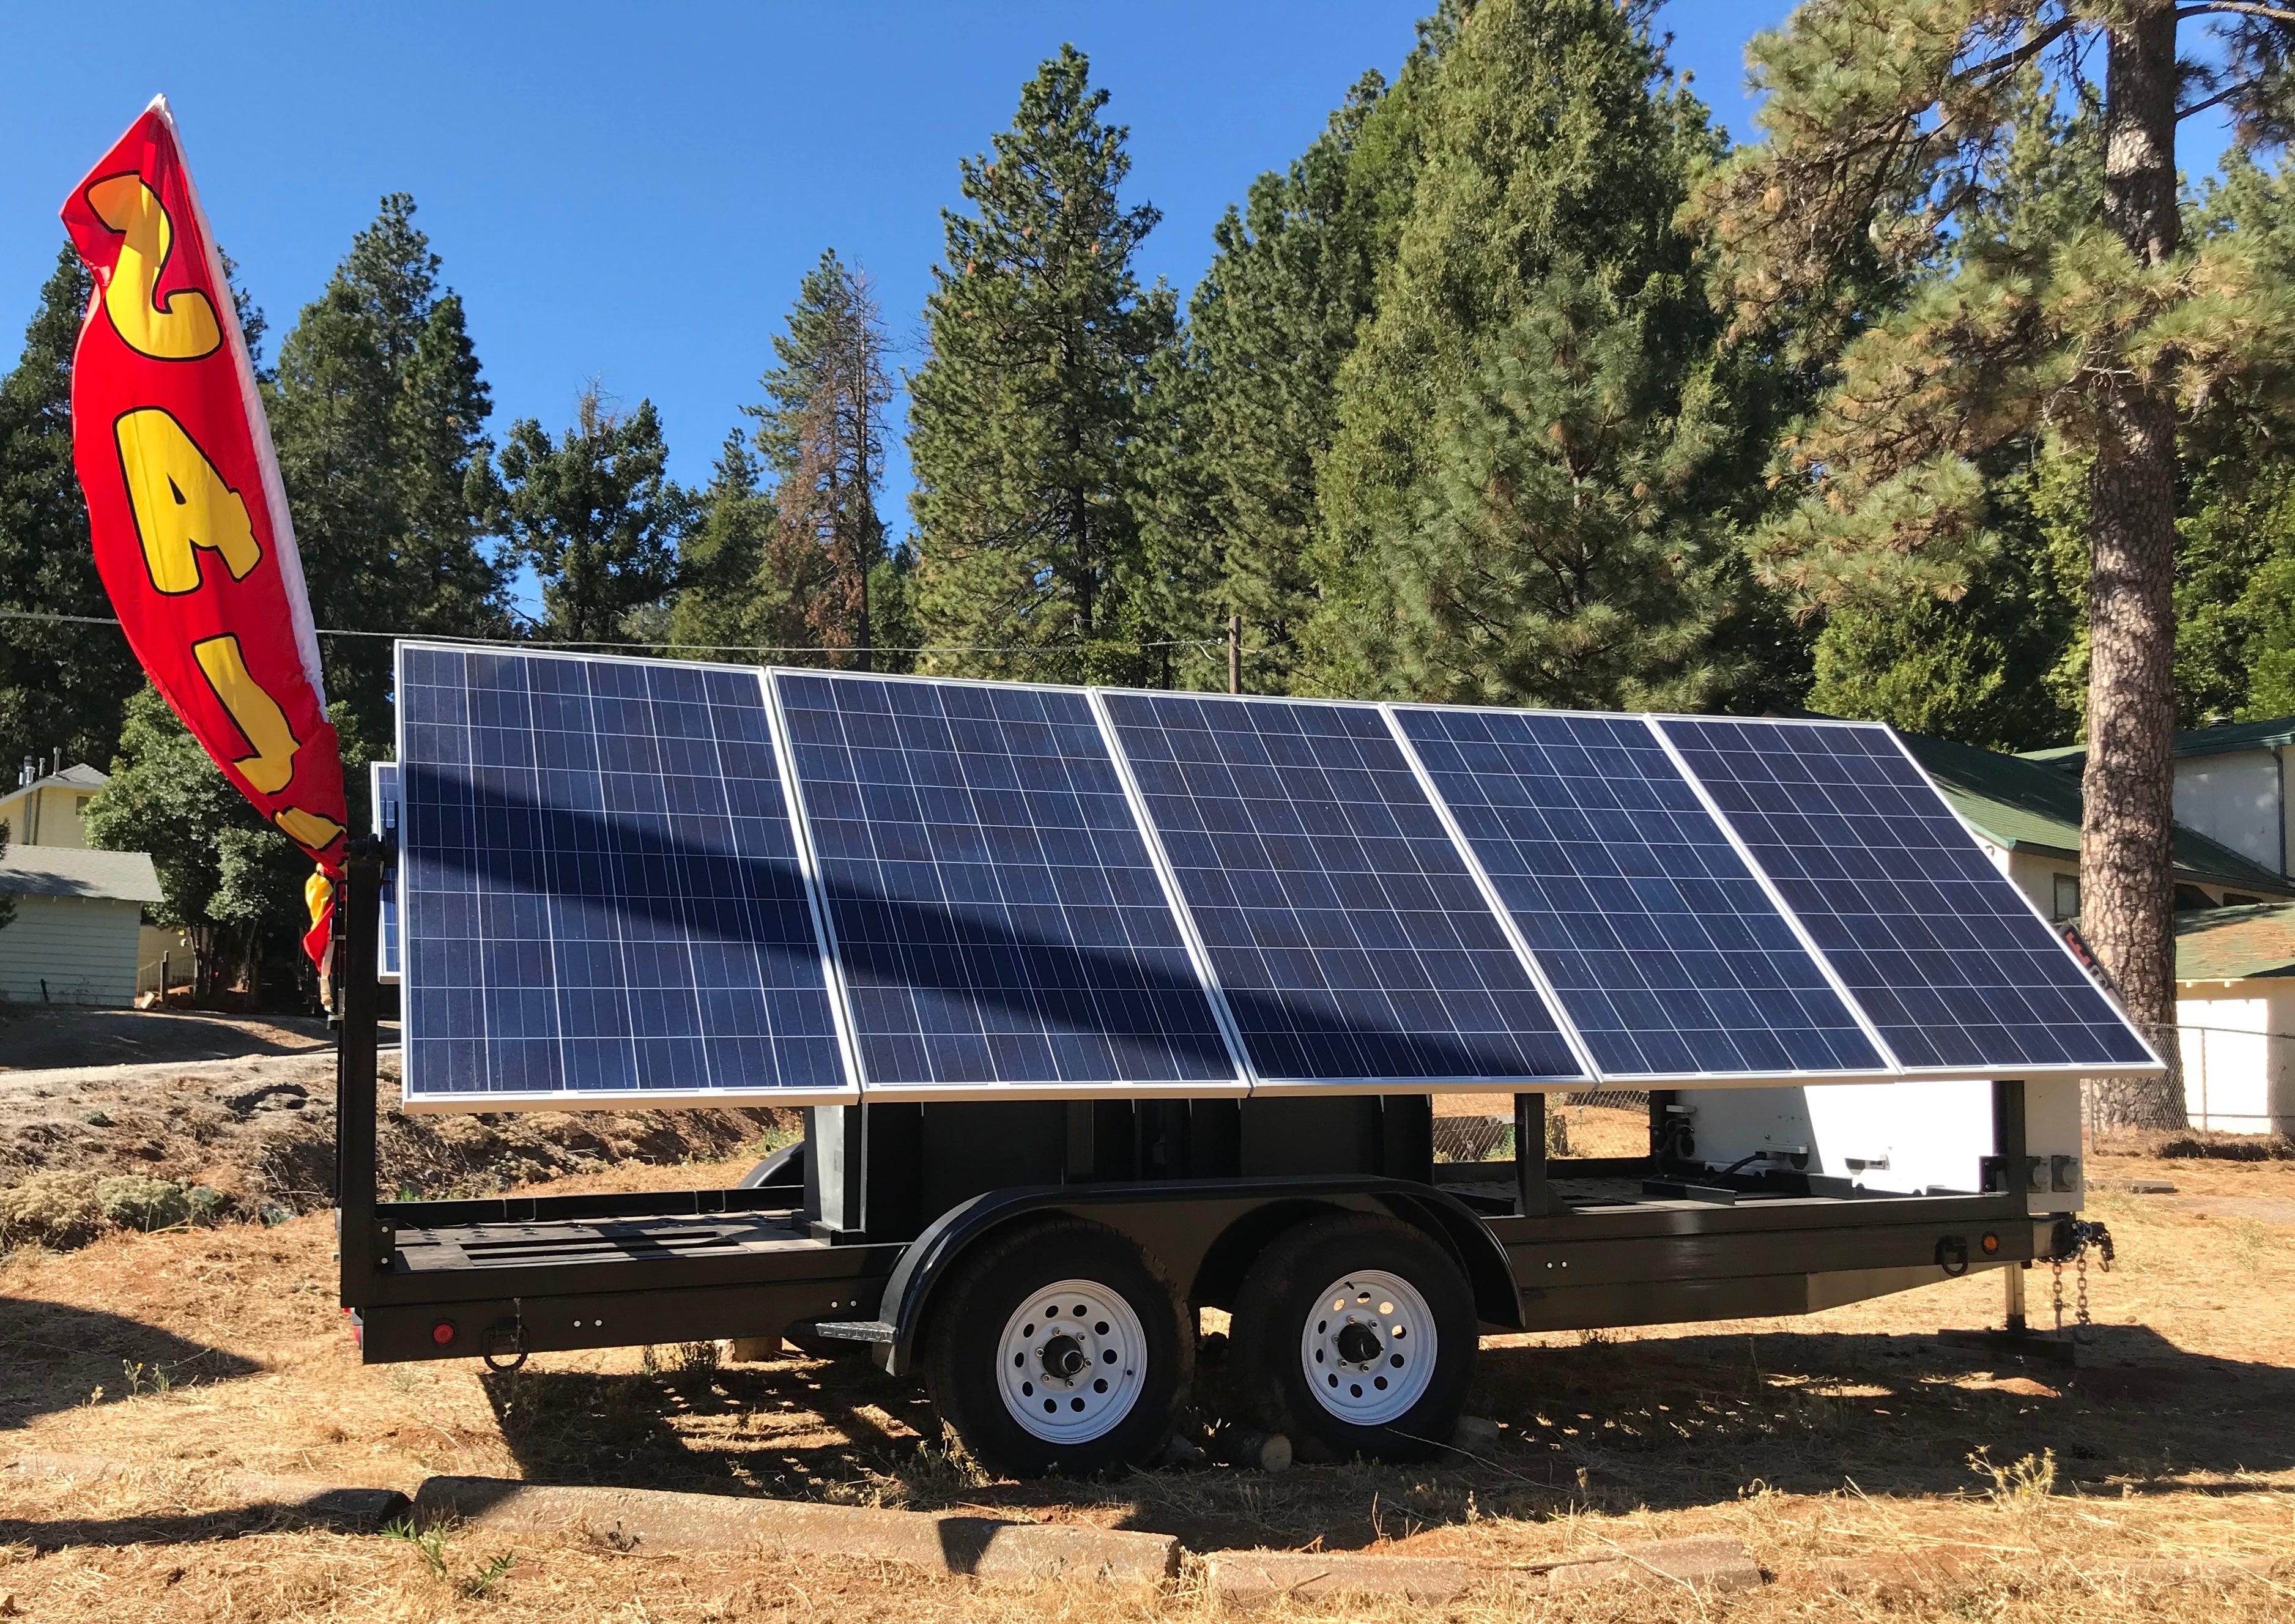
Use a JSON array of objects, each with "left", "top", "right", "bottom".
[{"left": 2179, "top": 3, "right": 2295, "bottom": 24}]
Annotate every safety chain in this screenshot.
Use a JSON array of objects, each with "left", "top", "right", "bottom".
[{"left": 2050, "top": 1220, "right": 2114, "bottom": 1337}]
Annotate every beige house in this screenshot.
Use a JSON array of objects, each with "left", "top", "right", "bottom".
[
  {"left": 0, "top": 762, "right": 107, "bottom": 850},
  {"left": 0, "top": 761, "right": 191, "bottom": 1005}
]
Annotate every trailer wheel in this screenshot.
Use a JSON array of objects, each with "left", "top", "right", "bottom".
[
  {"left": 1231, "top": 1213, "right": 1476, "bottom": 1464},
  {"left": 921, "top": 1218, "right": 1187, "bottom": 1480}
]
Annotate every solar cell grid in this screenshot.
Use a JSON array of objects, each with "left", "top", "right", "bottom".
[
  {"left": 1392, "top": 706, "right": 1888, "bottom": 1080},
  {"left": 396, "top": 646, "right": 847, "bottom": 1104},
  {"left": 1658, "top": 717, "right": 2157, "bottom": 1072},
  {"left": 774, "top": 672, "right": 1239, "bottom": 1092},
  {"left": 1100, "top": 691, "right": 1583, "bottom": 1085},
  {"left": 373, "top": 762, "right": 400, "bottom": 982}
]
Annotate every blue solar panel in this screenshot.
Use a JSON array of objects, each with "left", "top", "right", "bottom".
[
  {"left": 372, "top": 762, "right": 399, "bottom": 982},
  {"left": 1392, "top": 707, "right": 1888, "bottom": 1080},
  {"left": 396, "top": 646, "right": 849, "bottom": 1104},
  {"left": 1100, "top": 691, "right": 1583, "bottom": 1085},
  {"left": 1658, "top": 717, "right": 2157, "bottom": 1072},
  {"left": 774, "top": 673, "right": 1240, "bottom": 1092}
]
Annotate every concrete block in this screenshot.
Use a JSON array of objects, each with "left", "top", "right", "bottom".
[
  {"left": 1541, "top": 1535, "right": 1763, "bottom": 1594},
  {"left": 412, "top": 1475, "right": 1179, "bottom": 1586},
  {"left": 1207, "top": 1550, "right": 1470, "bottom": 1606}
]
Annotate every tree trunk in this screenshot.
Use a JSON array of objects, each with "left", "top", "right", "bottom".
[{"left": 2083, "top": 2, "right": 2185, "bottom": 1129}]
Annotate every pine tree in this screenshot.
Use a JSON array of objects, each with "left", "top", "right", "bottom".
[
  {"left": 1303, "top": 0, "right": 1728, "bottom": 699},
  {"left": 0, "top": 245, "right": 140, "bottom": 774},
  {"left": 749, "top": 251, "right": 892, "bottom": 667},
  {"left": 269, "top": 195, "right": 510, "bottom": 747},
  {"left": 499, "top": 387, "right": 688, "bottom": 645},
  {"left": 1148, "top": 69, "right": 1413, "bottom": 692},
  {"left": 1804, "top": 78, "right": 2100, "bottom": 750},
  {"left": 1393, "top": 267, "right": 1743, "bottom": 709},
  {"left": 907, "top": 46, "right": 1178, "bottom": 684},
  {"left": 1689, "top": 0, "right": 2295, "bottom": 1127},
  {"left": 670, "top": 430, "right": 774, "bottom": 655}
]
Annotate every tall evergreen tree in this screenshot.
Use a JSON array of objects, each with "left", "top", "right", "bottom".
[
  {"left": 1692, "top": 1, "right": 2295, "bottom": 1126},
  {"left": 749, "top": 251, "right": 892, "bottom": 667},
  {"left": 1148, "top": 69, "right": 1412, "bottom": 692},
  {"left": 670, "top": 429, "right": 774, "bottom": 654},
  {"left": 1303, "top": 0, "right": 1731, "bottom": 701},
  {"left": 1804, "top": 78, "right": 2100, "bottom": 749},
  {"left": 908, "top": 46, "right": 1178, "bottom": 683},
  {"left": 268, "top": 194, "right": 510, "bottom": 747},
  {"left": 499, "top": 386, "right": 688, "bottom": 644},
  {"left": 0, "top": 245, "right": 139, "bottom": 774}
]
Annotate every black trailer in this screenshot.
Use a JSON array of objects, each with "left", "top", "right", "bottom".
[{"left": 335, "top": 842, "right": 2082, "bottom": 1477}]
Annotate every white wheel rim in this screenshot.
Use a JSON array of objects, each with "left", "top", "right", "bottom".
[
  {"left": 995, "top": 1278, "right": 1148, "bottom": 1445},
  {"left": 1300, "top": 1269, "right": 1436, "bottom": 1426}
]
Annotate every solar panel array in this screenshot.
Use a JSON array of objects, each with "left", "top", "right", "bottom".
[
  {"left": 1101, "top": 692, "right": 1581, "bottom": 1085},
  {"left": 391, "top": 643, "right": 2159, "bottom": 1107},
  {"left": 396, "top": 647, "right": 847, "bottom": 1106},
  {"left": 1656, "top": 717, "right": 2158, "bottom": 1072},
  {"left": 1392, "top": 707, "right": 1886, "bottom": 1080},
  {"left": 776, "top": 673, "right": 1237, "bottom": 1092}
]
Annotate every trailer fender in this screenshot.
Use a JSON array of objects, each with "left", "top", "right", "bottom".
[{"left": 870, "top": 1177, "right": 1515, "bottom": 1376}]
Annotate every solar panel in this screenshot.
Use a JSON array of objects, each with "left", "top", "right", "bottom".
[
  {"left": 773, "top": 672, "right": 1240, "bottom": 1095},
  {"left": 1657, "top": 717, "right": 2158, "bottom": 1074},
  {"left": 1099, "top": 691, "right": 1585, "bottom": 1087},
  {"left": 1390, "top": 706, "right": 1889, "bottom": 1081},
  {"left": 395, "top": 645, "right": 851, "bottom": 1107},
  {"left": 371, "top": 761, "right": 400, "bottom": 982}
]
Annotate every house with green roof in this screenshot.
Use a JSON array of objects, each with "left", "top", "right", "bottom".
[
  {"left": 1900, "top": 732, "right": 2294, "bottom": 923},
  {"left": 1905, "top": 730, "right": 2295, "bottom": 1135},
  {"left": 2022, "top": 716, "right": 2295, "bottom": 884}
]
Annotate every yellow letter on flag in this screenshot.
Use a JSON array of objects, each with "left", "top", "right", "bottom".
[
  {"left": 192, "top": 634, "right": 299, "bottom": 794},
  {"left": 114, "top": 407, "right": 262, "bottom": 593},
  {"left": 84, "top": 173, "right": 221, "bottom": 361}
]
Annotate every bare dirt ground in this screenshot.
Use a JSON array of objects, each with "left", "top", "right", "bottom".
[
  {"left": 0, "top": 1004, "right": 345, "bottom": 1073},
  {"left": 1, "top": 1135, "right": 2291, "bottom": 1622},
  {"left": 0, "top": 1040, "right": 793, "bottom": 1224}
]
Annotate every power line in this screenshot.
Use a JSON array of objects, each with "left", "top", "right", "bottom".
[{"left": 0, "top": 606, "right": 1223, "bottom": 659}]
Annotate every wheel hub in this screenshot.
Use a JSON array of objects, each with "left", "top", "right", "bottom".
[
  {"left": 995, "top": 1278, "right": 1148, "bottom": 1444},
  {"left": 1300, "top": 1269, "right": 1437, "bottom": 1426},
  {"left": 1040, "top": 1332, "right": 1088, "bottom": 1380}
]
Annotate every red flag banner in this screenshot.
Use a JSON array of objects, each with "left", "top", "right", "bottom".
[{"left": 61, "top": 98, "right": 346, "bottom": 965}]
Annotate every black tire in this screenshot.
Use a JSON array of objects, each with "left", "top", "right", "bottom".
[
  {"left": 737, "top": 1141, "right": 804, "bottom": 1191},
  {"left": 1229, "top": 1213, "right": 1477, "bottom": 1464},
  {"left": 921, "top": 1218, "right": 1188, "bottom": 1479}
]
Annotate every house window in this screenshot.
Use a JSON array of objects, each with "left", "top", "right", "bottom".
[{"left": 2052, "top": 873, "right": 2081, "bottom": 921}]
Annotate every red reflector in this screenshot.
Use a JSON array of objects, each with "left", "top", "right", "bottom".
[
  {"left": 1980, "top": 1232, "right": 2001, "bottom": 1255},
  {"left": 432, "top": 1320, "right": 457, "bottom": 1346}
]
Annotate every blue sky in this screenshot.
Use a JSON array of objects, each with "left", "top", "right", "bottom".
[{"left": 0, "top": 2, "right": 2240, "bottom": 574}]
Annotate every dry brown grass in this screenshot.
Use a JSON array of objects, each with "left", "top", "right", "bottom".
[{"left": 2, "top": 1148, "right": 2293, "bottom": 1620}]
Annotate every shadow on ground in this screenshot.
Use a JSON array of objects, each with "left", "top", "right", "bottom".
[
  {"left": 470, "top": 1324, "right": 2295, "bottom": 1554},
  {"left": 0, "top": 1299, "right": 261, "bottom": 1429},
  {"left": 0, "top": 1007, "right": 336, "bottom": 1071}
]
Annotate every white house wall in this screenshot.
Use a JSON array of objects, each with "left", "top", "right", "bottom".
[
  {"left": 2176, "top": 984, "right": 2295, "bottom": 1135},
  {"left": 0, "top": 894, "right": 143, "bottom": 1006},
  {"left": 2175, "top": 751, "right": 2284, "bottom": 876}
]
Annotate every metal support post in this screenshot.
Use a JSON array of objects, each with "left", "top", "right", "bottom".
[
  {"left": 335, "top": 837, "right": 387, "bottom": 1306},
  {"left": 1515, "top": 1092, "right": 1554, "bottom": 1218}
]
